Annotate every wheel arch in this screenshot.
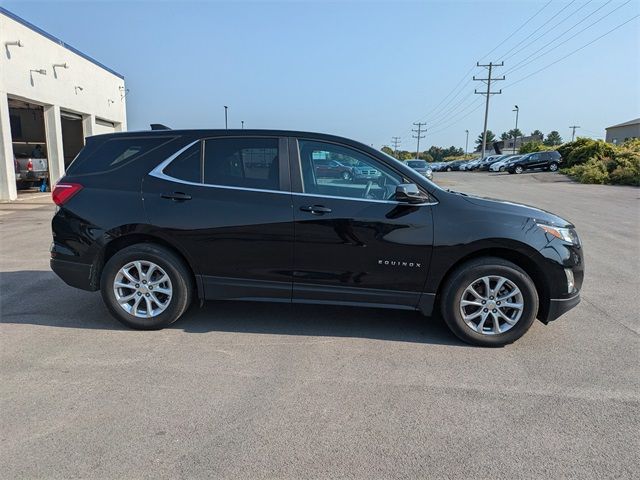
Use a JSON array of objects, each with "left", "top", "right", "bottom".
[
  {"left": 433, "top": 247, "right": 551, "bottom": 321},
  {"left": 97, "top": 232, "right": 202, "bottom": 300}
]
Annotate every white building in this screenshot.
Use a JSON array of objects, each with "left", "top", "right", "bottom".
[{"left": 0, "top": 7, "right": 127, "bottom": 200}]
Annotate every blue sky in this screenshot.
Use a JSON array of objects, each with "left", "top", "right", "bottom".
[{"left": 4, "top": 0, "right": 639, "bottom": 150}]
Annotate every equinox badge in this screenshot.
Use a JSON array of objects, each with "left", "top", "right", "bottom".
[{"left": 378, "top": 260, "right": 422, "bottom": 268}]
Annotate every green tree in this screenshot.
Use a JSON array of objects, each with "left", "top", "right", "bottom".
[
  {"left": 507, "top": 128, "right": 523, "bottom": 138},
  {"left": 475, "top": 130, "right": 496, "bottom": 147},
  {"left": 500, "top": 132, "right": 510, "bottom": 141},
  {"left": 531, "top": 129, "right": 543, "bottom": 139},
  {"left": 398, "top": 150, "right": 413, "bottom": 161},
  {"left": 381, "top": 146, "right": 395, "bottom": 157},
  {"left": 544, "top": 131, "right": 563, "bottom": 146}
]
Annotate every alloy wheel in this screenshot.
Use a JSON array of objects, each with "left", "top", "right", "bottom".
[
  {"left": 113, "top": 260, "right": 173, "bottom": 318},
  {"left": 549, "top": 163, "right": 558, "bottom": 171},
  {"left": 459, "top": 275, "right": 524, "bottom": 335},
  {"left": 515, "top": 166, "right": 523, "bottom": 174}
]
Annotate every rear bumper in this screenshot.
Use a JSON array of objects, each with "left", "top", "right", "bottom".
[
  {"left": 50, "top": 258, "right": 97, "bottom": 291},
  {"left": 543, "top": 293, "right": 581, "bottom": 323}
]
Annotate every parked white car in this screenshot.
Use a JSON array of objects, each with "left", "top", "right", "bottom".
[{"left": 490, "top": 155, "right": 523, "bottom": 172}]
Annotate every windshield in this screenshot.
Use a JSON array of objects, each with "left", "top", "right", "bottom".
[{"left": 407, "top": 160, "right": 427, "bottom": 168}]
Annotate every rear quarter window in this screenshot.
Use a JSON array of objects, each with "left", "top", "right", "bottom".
[{"left": 67, "top": 136, "right": 174, "bottom": 175}]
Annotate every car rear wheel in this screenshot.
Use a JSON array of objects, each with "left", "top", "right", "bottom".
[
  {"left": 514, "top": 165, "right": 524, "bottom": 174},
  {"left": 100, "top": 243, "right": 193, "bottom": 330},
  {"left": 549, "top": 162, "right": 559, "bottom": 172},
  {"left": 446, "top": 167, "right": 452, "bottom": 172},
  {"left": 341, "top": 171, "right": 352, "bottom": 181},
  {"left": 440, "top": 257, "right": 538, "bottom": 347}
]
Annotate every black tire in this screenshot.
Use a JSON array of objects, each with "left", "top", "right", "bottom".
[
  {"left": 548, "top": 162, "right": 559, "bottom": 172},
  {"left": 439, "top": 257, "right": 538, "bottom": 347},
  {"left": 100, "top": 243, "right": 194, "bottom": 330},
  {"left": 499, "top": 166, "right": 505, "bottom": 172},
  {"left": 514, "top": 165, "right": 524, "bottom": 174},
  {"left": 446, "top": 167, "right": 452, "bottom": 172},
  {"left": 341, "top": 171, "right": 352, "bottom": 181}
]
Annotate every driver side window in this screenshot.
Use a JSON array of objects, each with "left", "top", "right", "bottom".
[{"left": 298, "top": 140, "right": 404, "bottom": 201}]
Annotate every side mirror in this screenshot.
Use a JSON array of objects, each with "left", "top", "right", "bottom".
[{"left": 395, "top": 183, "right": 424, "bottom": 204}]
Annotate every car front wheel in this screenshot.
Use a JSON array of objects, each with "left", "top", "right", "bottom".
[
  {"left": 440, "top": 257, "right": 538, "bottom": 347},
  {"left": 548, "top": 162, "right": 559, "bottom": 172},
  {"left": 341, "top": 171, "right": 352, "bottom": 181},
  {"left": 100, "top": 243, "right": 194, "bottom": 329},
  {"left": 514, "top": 165, "right": 524, "bottom": 174}
]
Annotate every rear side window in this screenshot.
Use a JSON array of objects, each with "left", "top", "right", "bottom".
[
  {"left": 68, "top": 137, "right": 171, "bottom": 175},
  {"left": 164, "top": 143, "right": 201, "bottom": 183},
  {"left": 203, "top": 137, "right": 279, "bottom": 190}
]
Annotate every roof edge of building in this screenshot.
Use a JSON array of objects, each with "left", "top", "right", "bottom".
[
  {"left": 606, "top": 118, "right": 640, "bottom": 130},
  {"left": 0, "top": 6, "right": 124, "bottom": 80}
]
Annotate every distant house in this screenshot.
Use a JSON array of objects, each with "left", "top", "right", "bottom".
[
  {"left": 605, "top": 118, "right": 640, "bottom": 144},
  {"left": 502, "top": 134, "right": 543, "bottom": 154}
]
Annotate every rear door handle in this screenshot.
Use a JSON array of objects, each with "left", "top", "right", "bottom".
[
  {"left": 161, "top": 192, "right": 192, "bottom": 202},
  {"left": 300, "top": 205, "right": 332, "bottom": 215}
]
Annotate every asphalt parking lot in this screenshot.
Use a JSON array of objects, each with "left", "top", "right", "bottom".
[{"left": 1, "top": 172, "right": 638, "bottom": 479}]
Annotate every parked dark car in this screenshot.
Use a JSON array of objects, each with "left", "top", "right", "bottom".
[
  {"left": 443, "top": 160, "right": 467, "bottom": 171},
  {"left": 50, "top": 129, "right": 583, "bottom": 347},
  {"left": 507, "top": 151, "right": 562, "bottom": 174},
  {"left": 406, "top": 159, "right": 433, "bottom": 180}
]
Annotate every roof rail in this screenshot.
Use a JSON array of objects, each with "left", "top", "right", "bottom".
[{"left": 150, "top": 124, "right": 171, "bottom": 130}]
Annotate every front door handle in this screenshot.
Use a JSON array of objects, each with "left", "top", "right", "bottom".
[
  {"left": 300, "top": 205, "right": 332, "bottom": 215},
  {"left": 161, "top": 192, "right": 192, "bottom": 202}
]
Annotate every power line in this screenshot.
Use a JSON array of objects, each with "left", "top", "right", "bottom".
[
  {"left": 474, "top": 62, "right": 505, "bottom": 159},
  {"left": 409, "top": 1, "right": 554, "bottom": 130},
  {"left": 497, "top": 0, "right": 579, "bottom": 61},
  {"left": 504, "top": 14, "right": 639, "bottom": 89},
  {"left": 481, "top": 0, "right": 555, "bottom": 61},
  {"left": 504, "top": 0, "right": 626, "bottom": 76},
  {"left": 412, "top": 123, "right": 427, "bottom": 159}
]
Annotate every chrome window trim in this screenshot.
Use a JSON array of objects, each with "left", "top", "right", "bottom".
[{"left": 148, "top": 141, "right": 438, "bottom": 206}]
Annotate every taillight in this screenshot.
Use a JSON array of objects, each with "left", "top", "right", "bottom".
[
  {"left": 52, "top": 183, "right": 83, "bottom": 206},
  {"left": 27, "top": 159, "right": 33, "bottom": 171}
]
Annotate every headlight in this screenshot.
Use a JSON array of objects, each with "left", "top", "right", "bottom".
[{"left": 537, "top": 223, "right": 580, "bottom": 244}]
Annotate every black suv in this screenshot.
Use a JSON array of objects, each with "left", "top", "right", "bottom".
[
  {"left": 507, "top": 151, "right": 562, "bottom": 174},
  {"left": 50, "top": 130, "right": 583, "bottom": 347}
]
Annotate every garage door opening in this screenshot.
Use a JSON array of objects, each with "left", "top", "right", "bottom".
[
  {"left": 8, "top": 98, "right": 49, "bottom": 191},
  {"left": 60, "top": 111, "right": 84, "bottom": 168}
]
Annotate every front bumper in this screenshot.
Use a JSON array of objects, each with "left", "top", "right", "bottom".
[{"left": 544, "top": 293, "right": 581, "bottom": 322}]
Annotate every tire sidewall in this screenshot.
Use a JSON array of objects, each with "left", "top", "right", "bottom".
[
  {"left": 441, "top": 261, "right": 538, "bottom": 347},
  {"left": 100, "top": 244, "right": 192, "bottom": 329}
]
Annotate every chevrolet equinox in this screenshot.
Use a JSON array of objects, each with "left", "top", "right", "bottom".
[{"left": 50, "top": 129, "right": 583, "bottom": 347}]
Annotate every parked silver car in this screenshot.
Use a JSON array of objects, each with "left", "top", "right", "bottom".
[{"left": 15, "top": 155, "right": 48, "bottom": 188}]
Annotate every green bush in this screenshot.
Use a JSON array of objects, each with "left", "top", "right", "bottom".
[
  {"left": 559, "top": 138, "right": 617, "bottom": 168},
  {"left": 562, "top": 139, "right": 640, "bottom": 186}
]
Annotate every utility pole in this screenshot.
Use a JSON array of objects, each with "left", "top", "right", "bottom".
[
  {"left": 474, "top": 62, "right": 504, "bottom": 159},
  {"left": 224, "top": 106, "right": 229, "bottom": 129},
  {"left": 465, "top": 129, "right": 469, "bottom": 155},
  {"left": 512, "top": 105, "right": 519, "bottom": 154},
  {"left": 569, "top": 125, "right": 580, "bottom": 142},
  {"left": 391, "top": 136, "right": 401, "bottom": 157},
  {"left": 241, "top": 120, "right": 244, "bottom": 129},
  {"left": 412, "top": 123, "right": 427, "bottom": 159}
]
